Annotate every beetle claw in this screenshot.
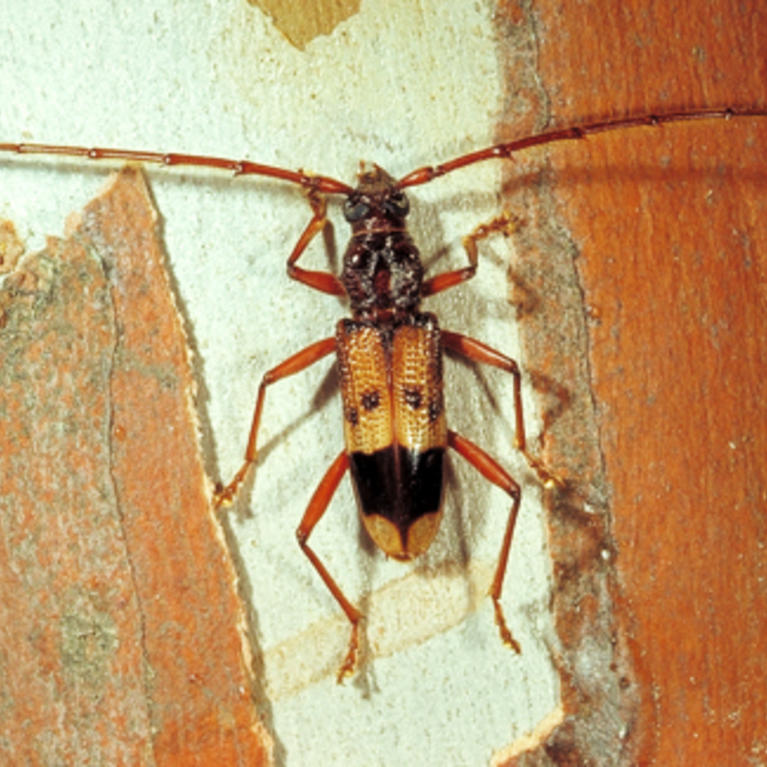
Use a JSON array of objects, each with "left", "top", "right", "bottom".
[
  {"left": 336, "top": 622, "right": 360, "bottom": 683},
  {"left": 521, "top": 450, "right": 566, "bottom": 490},
  {"left": 213, "top": 462, "right": 254, "bottom": 510},
  {"left": 212, "top": 485, "right": 236, "bottom": 510}
]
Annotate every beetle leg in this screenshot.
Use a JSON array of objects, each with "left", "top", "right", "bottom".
[
  {"left": 287, "top": 191, "right": 346, "bottom": 296},
  {"left": 447, "top": 430, "right": 522, "bottom": 653},
  {"left": 442, "top": 331, "right": 563, "bottom": 488},
  {"left": 296, "top": 450, "right": 364, "bottom": 683},
  {"left": 213, "top": 336, "right": 337, "bottom": 508},
  {"left": 420, "top": 211, "right": 521, "bottom": 297}
]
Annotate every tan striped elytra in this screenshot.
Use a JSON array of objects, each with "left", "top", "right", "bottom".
[
  {"left": 336, "top": 315, "right": 447, "bottom": 458},
  {"left": 336, "top": 320, "right": 392, "bottom": 455},
  {"left": 391, "top": 319, "right": 446, "bottom": 452}
]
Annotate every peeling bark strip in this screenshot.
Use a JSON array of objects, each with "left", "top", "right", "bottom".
[{"left": 0, "top": 170, "right": 271, "bottom": 766}]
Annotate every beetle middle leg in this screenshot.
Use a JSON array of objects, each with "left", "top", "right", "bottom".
[
  {"left": 447, "top": 430, "right": 523, "bottom": 653},
  {"left": 295, "top": 449, "right": 364, "bottom": 683},
  {"left": 442, "top": 331, "right": 562, "bottom": 488},
  {"left": 213, "top": 336, "right": 337, "bottom": 508}
]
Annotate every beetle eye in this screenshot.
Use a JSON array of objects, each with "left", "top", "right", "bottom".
[
  {"left": 384, "top": 191, "right": 409, "bottom": 218},
  {"left": 343, "top": 198, "right": 371, "bottom": 222}
]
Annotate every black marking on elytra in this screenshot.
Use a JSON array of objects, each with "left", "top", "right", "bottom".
[
  {"left": 403, "top": 386, "right": 423, "bottom": 409},
  {"left": 428, "top": 397, "right": 443, "bottom": 423},
  {"left": 361, "top": 389, "right": 381, "bottom": 411},
  {"left": 349, "top": 445, "right": 445, "bottom": 544}
]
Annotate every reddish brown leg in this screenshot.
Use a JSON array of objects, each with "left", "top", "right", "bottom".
[
  {"left": 442, "top": 331, "right": 562, "bottom": 488},
  {"left": 448, "top": 430, "right": 522, "bottom": 653},
  {"left": 420, "top": 211, "right": 520, "bottom": 297},
  {"left": 296, "top": 450, "right": 363, "bottom": 683},
  {"left": 214, "top": 336, "right": 337, "bottom": 508},
  {"left": 287, "top": 192, "right": 346, "bottom": 296}
]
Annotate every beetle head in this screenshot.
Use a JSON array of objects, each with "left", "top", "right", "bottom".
[{"left": 341, "top": 166, "right": 423, "bottom": 320}]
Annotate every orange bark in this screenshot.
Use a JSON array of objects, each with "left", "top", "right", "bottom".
[{"left": 498, "top": 1, "right": 767, "bottom": 763}]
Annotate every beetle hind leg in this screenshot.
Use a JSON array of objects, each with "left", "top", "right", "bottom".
[
  {"left": 448, "top": 430, "right": 523, "bottom": 653},
  {"left": 296, "top": 450, "right": 364, "bottom": 682}
]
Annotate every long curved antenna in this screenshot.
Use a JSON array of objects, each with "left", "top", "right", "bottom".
[
  {"left": 0, "top": 142, "right": 354, "bottom": 196},
  {"left": 396, "top": 106, "right": 767, "bottom": 189},
  {"left": 3, "top": 106, "right": 765, "bottom": 196}
]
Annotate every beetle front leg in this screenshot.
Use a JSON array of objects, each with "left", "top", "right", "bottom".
[
  {"left": 420, "top": 211, "right": 521, "bottom": 297},
  {"left": 447, "top": 430, "right": 522, "bottom": 653},
  {"left": 295, "top": 450, "right": 364, "bottom": 683},
  {"left": 287, "top": 191, "right": 346, "bottom": 296},
  {"left": 214, "top": 336, "right": 337, "bottom": 508}
]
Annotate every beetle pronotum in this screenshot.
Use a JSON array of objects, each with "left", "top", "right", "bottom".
[{"left": 2, "top": 105, "right": 765, "bottom": 681}]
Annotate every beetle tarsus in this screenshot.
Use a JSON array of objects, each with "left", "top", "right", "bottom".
[
  {"left": 520, "top": 449, "right": 566, "bottom": 489},
  {"left": 492, "top": 597, "right": 521, "bottom": 654},
  {"left": 213, "top": 462, "right": 253, "bottom": 509},
  {"left": 336, "top": 621, "right": 360, "bottom": 683}
]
